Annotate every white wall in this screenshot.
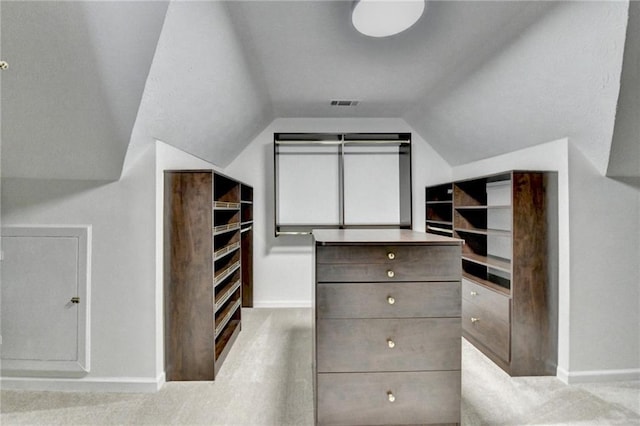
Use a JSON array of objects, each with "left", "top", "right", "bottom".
[
  {"left": 1, "top": 145, "right": 159, "bottom": 392},
  {"left": 566, "top": 143, "right": 640, "bottom": 382},
  {"left": 1, "top": 139, "right": 222, "bottom": 392},
  {"left": 223, "top": 117, "right": 452, "bottom": 307}
]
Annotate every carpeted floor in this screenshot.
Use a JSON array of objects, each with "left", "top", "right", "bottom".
[{"left": 1, "top": 308, "right": 639, "bottom": 425}]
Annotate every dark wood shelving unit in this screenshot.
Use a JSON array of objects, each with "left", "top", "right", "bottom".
[
  {"left": 425, "top": 183, "right": 454, "bottom": 237},
  {"left": 164, "top": 170, "right": 251, "bottom": 381},
  {"left": 428, "top": 171, "right": 557, "bottom": 376}
]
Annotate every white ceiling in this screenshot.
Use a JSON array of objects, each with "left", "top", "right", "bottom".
[
  {"left": 0, "top": 1, "right": 634, "bottom": 180},
  {"left": 225, "top": 1, "right": 558, "bottom": 118},
  {"left": 1, "top": 1, "right": 169, "bottom": 180}
]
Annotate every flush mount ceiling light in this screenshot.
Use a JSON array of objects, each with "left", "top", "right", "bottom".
[{"left": 352, "top": 0, "right": 426, "bottom": 38}]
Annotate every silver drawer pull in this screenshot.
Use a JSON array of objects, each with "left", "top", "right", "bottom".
[
  {"left": 387, "top": 391, "right": 395, "bottom": 402},
  {"left": 387, "top": 296, "right": 395, "bottom": 305},
  {"left": 471, "top": 317, "right": 480, "bottom": 324},
  {"left": 387, "top": 339, "right": 395, "bottom": 349},
  {"left": 387, "top": 270, "right": 395, "bottom": 278},
  {"left": 387, "top": 252, "right": 395, "bottom": 260},
  {"left": 470, "top": 291, "right": 478, "bottom": 296}
]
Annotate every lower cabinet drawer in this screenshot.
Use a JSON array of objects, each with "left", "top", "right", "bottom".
[
  {"left": 317, "top": 318, "right": 460, "bottom": 373},
  {"left": 317, "top": 281, "right": 461, "bottom": 319},
  {"left": 316, "top": 261, "right": 460, "bottom": 283},
  {"left": 462, "top": 278, "right": 510, "bottom": 323},
  {"left": 317, "top": 371, "right": 461, "bottom": 425},
  {"left": 462, "top": 299, "right": 510, "bottom": 362}
]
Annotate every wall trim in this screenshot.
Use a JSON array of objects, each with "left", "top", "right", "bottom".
[
  {"left": 0, "top": 373, "right": 165, "bottom": 393},
  {"left": 557, "top": 366, "right": 640, "bottom": 384},
  {"left": 252, "top": 301, "right": 312, "bottom": 308}
]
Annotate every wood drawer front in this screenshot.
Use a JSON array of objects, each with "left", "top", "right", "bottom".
[
  {"left": 317, "top": 318, "right": 461, "bottom": 373},
  {"left": 462, "top": 279, "right": 510, "bottom": 323},
  {"left": 462, "top": 299, "right": 510, "bottom": 362},
  {"left": 317, "top": 281, "right": 461, "bottom": 319},
  {"left": 316, "top": 244, "right": 459, "bottom": 264},
  {"left": 317, "top": 371, "right": 460, "bottom": 425},
  {"left": 316, "top": 246, "right": 460, "bottom": 282}
]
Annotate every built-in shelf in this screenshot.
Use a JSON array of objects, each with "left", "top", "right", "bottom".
[
  {"left": 214, "top": 201, "right": 240, "bottom": 210},
  {"left": 215, "top": 279, "right": 241, "bottom": 311},
  {"left": 214, "top": 260, "right": 240, "bottom": 286},
  {"left": 455, "top": 227, "right": 511, "bottom": 237},
  {"left": 426, "top": 225, "right": 454, "bottom": 235},
  {"left": 164, "top": 170, "right": 249, "bottom": 381},
  {"left": 215, "top": 299, "right": 242, "bottom": 337},
  {"left": 214, "top": 242, "right": 240, "bottom": 261},
  {"left": 461, "top": 252, "right": 510, "bottom": 273},
  {"left": 431, "top": 170, "right": 557, "bottom": 377},
  {"left": 214, "top": 223, "right": 240, "bottom": 235}
]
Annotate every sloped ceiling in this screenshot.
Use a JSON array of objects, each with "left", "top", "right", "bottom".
[
  {"left": 126, "top": 0, "right": 273, "bottom": 170},
  {"left": 1, "top": 1, "right": 169, "bottom": 180},
  {"left": 607, "top": 2, "right": 640, "bottom": 181},
  {"left": 1, "top": 1, "right": 633, "bottom": 180},
  {"left": 405, "top": 1, "right": 628, "bottom": 174}
]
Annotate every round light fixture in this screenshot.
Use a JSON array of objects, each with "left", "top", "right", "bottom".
[{"left": 352, "top": 0, "right": 426, "bottom": 38}]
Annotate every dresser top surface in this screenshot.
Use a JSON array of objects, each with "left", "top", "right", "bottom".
[{"left": 312, "top": 229, "right": 462, "bottom": 245}]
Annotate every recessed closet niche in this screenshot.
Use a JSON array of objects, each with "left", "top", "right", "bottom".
[{"left": 274, "top": 133, "right": 412, "bottom": 236}]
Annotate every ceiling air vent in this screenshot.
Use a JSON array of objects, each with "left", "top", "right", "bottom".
[{"left": 330, "top": 100, "right": 359, "bottom": 107}]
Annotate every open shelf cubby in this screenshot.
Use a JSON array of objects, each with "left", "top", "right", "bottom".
[{"left": 425, "top": 183, "right": 454, "bottom": 237}]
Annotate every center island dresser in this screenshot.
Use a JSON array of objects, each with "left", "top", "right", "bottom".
[{"left": 312, "top": 229, "right": 463, "bottom": 426}]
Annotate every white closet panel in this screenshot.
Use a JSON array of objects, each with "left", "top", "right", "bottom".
[{"left": 1, "top": 226, "right": 91, "bottom": 376}]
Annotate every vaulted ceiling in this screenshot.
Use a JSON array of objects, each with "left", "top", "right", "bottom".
[{"left": 1, "top": 1, "right": 636, "bottom": 181}]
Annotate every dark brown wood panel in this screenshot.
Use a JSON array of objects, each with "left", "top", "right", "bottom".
[
  {"left": 317, "top": 371, "right": 461, "bottom": 425},
  {"left": 317, "top": 281, "right": 461, "bottom": 319},
  {"left": 164, "top": 171, "right": 214, "bottom": 381},
  {"left": 317, "top": 318, "right": 461, "bottom": 373},
  {"left": 511, "top": 171, "right": 552, "bottom": 375},
  {"left": 241, "top": 227, "right": 253, "bottom": 307}
]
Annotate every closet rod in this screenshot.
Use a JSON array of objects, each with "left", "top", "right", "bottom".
[{"left": 275, "top": 140, "right": 409, "bottom": 146}]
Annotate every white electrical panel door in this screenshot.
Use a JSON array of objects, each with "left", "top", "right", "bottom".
[{"left": 1, "top": 226, "right": 90, "bottom": 375}]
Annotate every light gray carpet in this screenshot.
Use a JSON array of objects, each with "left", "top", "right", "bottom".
[{"left": 1, "top": 308, "right": 639, "bottom": 425}]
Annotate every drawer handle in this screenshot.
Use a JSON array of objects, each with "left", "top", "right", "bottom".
[
  {"left": 387, "top": 339, "right": 395, "bottom": 349},
  {"left": 387, "top": 391, "right": 395, "bottom": 402},
  {"left": 387, "top": 296, "right": 395, "bottom": 305},
  {"left": 471, "top": 317, "right": 480, "bottom": 324},
  {"left": 470, "top": 291, "right": 478, "bottom": 296},
  {"left": 387, "top": 270, "right": 395, "bottom": 278},
  {"left": 387, "top": 252, "right": 395, "bottom": 260}
]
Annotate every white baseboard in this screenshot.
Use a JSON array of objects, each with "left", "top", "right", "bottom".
[
  {"left": 0, "top": 373, "right": 165, "bottom": 393},
  {"left": 557, "top": 366, "right": 640, "bottom": 384},
  {"left": 251, "top": 301, "right": 312, "bottom": 308}
]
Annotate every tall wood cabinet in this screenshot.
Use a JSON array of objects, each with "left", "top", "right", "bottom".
[
  {"left": 313, "top": 229, "right": 463, "bottom": 425},
  {"left": 427, "top": 171, "right": 557, "bottom": 376},
  {"left": 164, "top": 170, "right": 252, "bottom": 381}
]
